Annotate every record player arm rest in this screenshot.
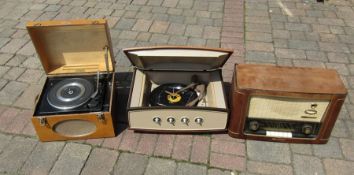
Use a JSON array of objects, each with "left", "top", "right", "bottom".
[
  {"left": 90, "top": 72, "right": 100, "bottom": 98},
  {"left": 186, "top": 84, "right": 206, "bottom": 107}
]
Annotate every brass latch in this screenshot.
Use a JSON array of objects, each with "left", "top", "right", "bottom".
[
  {"left": 38, "top": 117, "right": 47, "bottom": 126},
  {"left": 97, "top": 112, "right": 105, "bottom": 123}
]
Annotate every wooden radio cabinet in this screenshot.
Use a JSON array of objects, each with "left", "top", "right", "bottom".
[{"left": 228, "top": 64, "right": 347, "bottom": 144}]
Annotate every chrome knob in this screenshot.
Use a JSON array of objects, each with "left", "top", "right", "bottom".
[
  {"left": 167, "top": 117, "right": 175, "bottom": 125},
  {"left": 153, "top": 117, "right": 161, "bottom": 124},
  {"left": 181, "top": 117, "right": 189, "bottom": 125},
  {"left": 195, "top": 117, "right": 203, "bottom": 125}
]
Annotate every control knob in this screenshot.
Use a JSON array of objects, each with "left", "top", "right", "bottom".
[
  {"left": 195, "top": 117, "right": 203, "bottom": 125},
  {"left": 249, "top": 121, "right": 260, "bottom": 131},
  {"left": 153, "top": 117, "right": 161, "bottom": 125},
  {"left": 181, "top": 117, "right": 189, "bottom": 125},
  {"left": 167, "top": 117, "right": 175, "bottom": 125},
  {"left": 302, "top": 124, "right": 313, "bottom": 135}
]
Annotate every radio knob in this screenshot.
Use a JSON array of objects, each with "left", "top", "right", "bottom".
[
  {"left": 153, "top": 117, "right": 161, "bottom": 124},
  {"left": 167, "top": 117, "right": 175, "bottom": 125},
  {"left": 195, "top": 117, "right": 203, "bottom": 125},
  {"left": 181, "top": 117, "right": 189, "bottom": 125},
  {"left": 302, "top": 124, "right": 313, "bottom": 135},
  {"left": 249, "top": 121, "right": 260, "bottom": 131}
]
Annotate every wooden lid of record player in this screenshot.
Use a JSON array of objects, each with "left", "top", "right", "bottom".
[
  {"left": 27, "top": 19, "right": 114, "bottom": 75},
  {"left": 123, "top": 46, "right": 233, "bottom": 71},
  {"left": 236, "top": 64, "right": 347, "bottom": 95}
]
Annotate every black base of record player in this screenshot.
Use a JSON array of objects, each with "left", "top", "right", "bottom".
[{"left": 34, "top": 74, "right": 111, "bottom": 116}]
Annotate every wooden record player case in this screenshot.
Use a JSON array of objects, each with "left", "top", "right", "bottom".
[
  {"left": 124, "top": 46, "right": 233, "bottom": 132},
  {"left": 228, "top": 64, "right": 347, "bottom": 144},
  {"left": 27, "top": 19, "right": 117, "bottom": 141}
]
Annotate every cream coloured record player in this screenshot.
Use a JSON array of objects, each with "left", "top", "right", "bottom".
[{"left": 124, "top": 46, "right": 233, "bottom": 132}]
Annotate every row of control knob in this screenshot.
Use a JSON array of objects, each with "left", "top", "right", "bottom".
[
  {"left": 248, "top": 120, "right": 314, "bottom": 135},
  {"left": 153, "top": 117, "right": 203, "bottom": 125}
]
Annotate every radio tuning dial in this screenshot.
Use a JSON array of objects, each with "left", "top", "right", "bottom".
[
  {"left": 167, "top": 117, "right": 175, "bottom": 125},
  {"left": 195, "top": 117, "right": 203, "bottom": 125},
  {"left": 153, "top": 117, "right": 161, "bottom": 124},
  {"left": 181, "top": 117, "right": 189, "bottom": 125}
]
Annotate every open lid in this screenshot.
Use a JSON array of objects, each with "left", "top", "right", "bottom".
[
  {"left": 123, "top": 46, "right": 233, "bottom": 71},
  {"left": 27, "top": 19, "right": 114, "bottom": 75}
]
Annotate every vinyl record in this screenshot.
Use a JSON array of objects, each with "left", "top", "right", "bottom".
[
  {"left": 150, "top": 83, "right": 198, "bottom": 106},
  {"left": 47, "top": 78, "right": 94, "bottom": 110}
]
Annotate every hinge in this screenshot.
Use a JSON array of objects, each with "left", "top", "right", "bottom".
[
  {"left": 207, "top": 68, "right": 220, "bottom": 72},
  {"left": 104, "top": 46, "right": 110, "bottom": 74},
  {"left": 38, "top": 117, "right": 47, "bottom": 126},
  {"left": 96, "top": 112, "right": 105, "bottom": 123},
  {"left": 137, "top": 67, "right": 214, "bottom": 72}
]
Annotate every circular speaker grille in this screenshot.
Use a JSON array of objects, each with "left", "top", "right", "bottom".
[{"left": 53, "top": 119, "right": 96, "bottom": 137}]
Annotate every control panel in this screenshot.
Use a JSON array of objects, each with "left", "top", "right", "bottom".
[
  {"left": 129, "top": 109, "right": 227, "bottom": 130},
  {"left": 152, "top": 116, "right": 204, "bottom": 126}
]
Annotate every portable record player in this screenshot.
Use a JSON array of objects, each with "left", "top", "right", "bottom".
[
  {"left": 27, "top": 19, "right": 117, "bottom": 141},
  {"left": 124, "top": 46, "right": 233, "bottom": 132}
]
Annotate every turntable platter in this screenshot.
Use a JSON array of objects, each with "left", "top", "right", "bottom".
[
  {"left": 47, "top": 78, "right": 94, "bottom": 110},
  {"left": 150, "top": 83, "right": 198, "bottom": 106}
]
